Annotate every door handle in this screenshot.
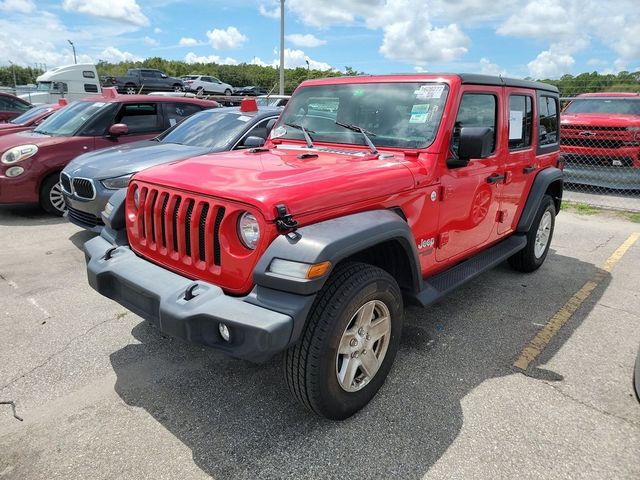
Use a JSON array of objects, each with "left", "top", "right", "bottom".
[
  {"left": 523, "top": 165, "right": 536, "bottom": 174},
  {"left": 486, "top": 173, "right": 506, "bottom": 184}
]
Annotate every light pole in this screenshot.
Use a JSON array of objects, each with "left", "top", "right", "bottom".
[
  {"left": 8, "top": 61, "right": 17, "bottom": 90},
  {"left": 305, "top": 58, "right": 310, "bottom": 78},
  {"left": 279, "top": 0, "right": 285, "bottom": 95},
  {"left": 68, "top": 40, "right": 77, "bottom": 64}
]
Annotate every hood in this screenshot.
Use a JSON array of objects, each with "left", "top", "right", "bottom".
[
  {"left": 64, "top": 141, "right": 211, "bottom": 179},
  {"left": 561, "top": 113, "right": 640, "bottom": 127},
  {"left": 134, "top": 145, "right": 416, "bottom": 220},
  {"left": 18, "top": 92, "right": 54, "bottom": 105},
  {"left": 0, "top": 130, "right": 71, "bottom": 152}
]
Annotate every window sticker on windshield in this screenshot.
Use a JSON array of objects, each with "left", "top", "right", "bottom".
[
  {"left": 509, "top": 110, "right": 523, "bottom": 139},
  {"left": 237, "top": 115, "right": 251, "bottom": 122},
  {"left": 92, "top": 102, "right": 106, "bottom": 107},
  {"left": 410, "top": 104, "right": 430, "bottom": 123},
  {"left": 169, "top": 118, "right": 177, "bottom": 127},
  {"left": 271, "top": 125, "right": 286, "bottom": 138},
  {"left": 414, "top": 84, "right": 444, "bottom": 99}
]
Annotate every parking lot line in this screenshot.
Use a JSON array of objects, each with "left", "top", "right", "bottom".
[{"left": 513, "top": 232, "right": 640, "bottom": 371}]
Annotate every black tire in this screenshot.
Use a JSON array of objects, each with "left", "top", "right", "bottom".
[
  {"left": 124, "top": 84, "right": 137, "bottom": 95},
  {"left": 173, "top": 84, "right": 184, "bottom": 92},
  {"left": 284, "top": 262, "right": 403, "bottom": 420},
  {"left": 224, "top": 88, "right": 232, "bottom": 96},
  {"left": 196, "top": 86, "right": 204, "bottom": 95},
  {"left": 40, "top": 173, "right": 66, "bottom": 216},
  {"left": 508, "top": 194, "right": 556, "bottom": 272}
]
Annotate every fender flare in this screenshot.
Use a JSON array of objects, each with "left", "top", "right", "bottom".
[
  {"left": 253, "top": 209, "right": 423, "bottom": 296},
  {"left": 517, "top": 167, "right": 563, "bottom": 233}
]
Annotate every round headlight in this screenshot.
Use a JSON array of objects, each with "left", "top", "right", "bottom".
[
  {"left": 1, "top": 144, "right": 38, "bottom": 165},
  {"left": 237, "top": 212, "right": 260, "bottom": 249}
]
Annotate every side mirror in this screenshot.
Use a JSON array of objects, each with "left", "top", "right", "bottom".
[
  {"left": 265, "top": 118, "right": 277, "bottom": 133},
  {"left": 448, "top": 127, "right": 493, "bottom": 168},
  {"left": 161, "top": 73, "right": 167, "bottom": 78},
  {"left": 242, "top": 136, "right": 265, "bottom": 148},
  {"left": 108, "top": 123, "right": 129, "bottom": 137}
]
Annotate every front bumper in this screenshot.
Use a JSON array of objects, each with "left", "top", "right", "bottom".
[
  {"left": 85, "top": 235, "right": 295, "bottom": 362},
  {"left": 62, "top": 187, "right": 115, "bottom": 232}
]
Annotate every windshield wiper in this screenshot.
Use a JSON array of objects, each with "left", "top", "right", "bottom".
[
  {"left": 285, "top": 122, "right": 315, "bottom": 148},
  {"left": 334, "top": 121, "right": 378, "bottom": 155}
]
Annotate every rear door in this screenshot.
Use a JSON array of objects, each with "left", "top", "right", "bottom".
[
  {"left": 436, "top": 87, "right": 504, "bottom": 262},
  {"left": 161, "top": 102, "right": 205, "bottom": 129},
  {"left": 497, "top": 88, "right": 536, "bottom": 235}
]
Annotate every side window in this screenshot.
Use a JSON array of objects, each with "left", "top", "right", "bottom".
[
  {"left": 140, "top": 70, "right": 154, "bottom": 78},
  {"left": 163, "top": 103, "right": 202, "bottom": 129},
  {"left": 84, "top": 84, "right": 99, "bottom": 93},
  {"left": 451, "top": 93, "right": 497, "bottom": 155},
  {"left": 236, "top": 118, "right": 272, "bottom": 149},
  {"left": 210, "top": 77, "right": 220, "bottom": 83},
  {"left": 83, "top": 71, "right": 96, "bottom": 78},
  {"left": 508, "top": 95, "right": 533, "bottom": 150},
  {"left": 0, "top": 98, "right": 10, "bottom": 109},
  {"left": 539, "top": 95, "right": 559, "bottom": 145},
  {"left": 115, "top": 103, "right": 160, "bottom": 134},
  {"left": 202, "top": 77, "right": 213, "bottom": 83}
]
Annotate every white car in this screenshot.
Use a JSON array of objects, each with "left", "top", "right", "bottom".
[{"left": 182, "top": 75, "right": 233, "bottom": 95}]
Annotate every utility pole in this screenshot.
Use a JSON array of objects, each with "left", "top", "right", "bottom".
[
  {"left": 68, "top": 40, "right": 77, "bottom": 64},
  {"left": 305, "top": 58, "right": 310, "bottom": 78},
  {"left": 8, "top": 61, "right": 17, "bottom": 90},
  {"left": 279, "top": 0, "right": 285, "bottom": 95}
]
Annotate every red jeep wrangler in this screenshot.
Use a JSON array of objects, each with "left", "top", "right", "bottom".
[{"left": 85, "top": 74, "right": 563, "bottom": 419}]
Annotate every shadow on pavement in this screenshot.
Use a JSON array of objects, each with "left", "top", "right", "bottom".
[
  {"left": 109, "top": 250, "right": 609, "bottom": 479},
  {"left": 0, "top": 206, "right": 65, "bottom": 226},
  {"left": 68, "top": 230, "right": 97, "bottom": 251}
]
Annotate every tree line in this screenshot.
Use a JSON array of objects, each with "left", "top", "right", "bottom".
[{"left": 1, "top": 59, "right": 638, "bottom": 96}]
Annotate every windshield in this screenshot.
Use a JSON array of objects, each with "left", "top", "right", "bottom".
[
  {"left": 36, "top": 82, "right": 53, "bottom": 92},
  {"left": 34, "top": 101, "right": 111, "bottom": 136},
  {"left": 10, "top": 105, "right": 53, "bottom": 125},
  {"left": 157, "top": 109, "right": 256, "bottom": 148},
  {"left": 273, "top": 82, "right": 449, "bottom": 149},
  {"left": 564, "top": 98, "right": 640, "bottom": 115}
]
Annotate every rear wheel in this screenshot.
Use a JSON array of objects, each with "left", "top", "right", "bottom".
[
  {"left": 124, "top": 84, "right": 137, "bottom": 95},
  {"left": 173, "top": 84, "right": 184, "bottom": 92},
  {"left": 284, "top": 262, "right": 403, "bottom": 420},
  {"left": 40, "top": 173, "right": 66, "bottom": 216},
  {"left": 224, "top": 88, "right": 232, "bottom": 96},
  {"left": 508, "top": 194, "right": 555, "bottom": 272}
]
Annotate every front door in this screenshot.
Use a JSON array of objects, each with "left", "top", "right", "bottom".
[
  {"left": 93, "top": 102, "right": 163, "bottom": 150},
  {"left": 436, "top": 88, "right": 504, "bottom": 262}
]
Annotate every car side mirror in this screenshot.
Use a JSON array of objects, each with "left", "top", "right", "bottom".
[
  {"left": 265, "top": 118, "right": 277, "bottom": 133},
  {"left": 242, "top": 136, "right": 265, "bottom": 148},
  {"left": 447, "top": 127, "right": 493, "bottom": 168},
  {"left": 161, "top": 73, "right": 167, "bottom": 78},
  {"left": 108, "top": 123, "right": 129, "bottom": 137}
]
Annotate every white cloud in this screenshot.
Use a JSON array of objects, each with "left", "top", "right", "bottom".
[
  {"left": 586, "top": 58, "right": 607, "bottom": 67},
  {"left": 286, "top": 33, "right": 326, "bottom": 48},
  {"left": 272, "top": 48, "right": 332, "bottom": 70},
  {"left": 153, "top": 27, "right": 162, "bottom": 34},
  {"left": 497, "top": 0, "right": 573, "bottom": 39},
  {"left": 250, "top": 57, "right": 269, "bottom": 67},
  {"left": 258, "top": 2, "right": 280, "bottom": 19},
  {"left": 527, "top": 49, "right": 575, "bottom": 79},
  {"left": 62, "top": 0, "right": 149, "bottom": 27},
  {"left": 99, "top": 46, "right": 142, "bottom": 63},
  {"left": 178, "top": 37, "right": 200, "bottom": 47},
  {"left": 0, "top": 0, "right": 35, "bottom": 13},
  {"left": 206, "top": 26, "right": 247, "bottom": 50},
  {"left": 287, "top": 0, "right": 379, "bottom": 28},
  {"left": 184, "top": 52, "right": 238, "bottom": 65},
  {"left": 479, "top": 57, "right": 507, "bottom": 76},
  {"left": 143, "top": 36, "right": 157, "bottom": 46}
]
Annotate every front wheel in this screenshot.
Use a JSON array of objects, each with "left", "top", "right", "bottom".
[
  {"left": 40, "top": 174, "right": 66, "bottom": 216},
  {"left": 284, "top": 262, "right": 403, "bottom": 420},
  {"left": 124, "top": 84, "right": 137, "bottom": 95},
  {"left": 508, "top": 194, "right": 556, "bottom": 272},
  {"left": 224, "top": 88, "right": 232, "bottom": 96},
  {"left": 173, "top": 84, "right": 184, "bottom": 92}
]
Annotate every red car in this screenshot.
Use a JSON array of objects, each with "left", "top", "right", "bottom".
[
  {"left": 0, "top": 92, "right": 32, "bottom": 123},
  {"left": 0, "top": 90, "right": 218, "bottom": 214},
  {"left": 85, "top": 74, "right": 563, "bottom": 419},
  {"left": 561, "top": 92, "right": 640, "bottom": 189},
  {"left": 0, "top": 100, "right": 67, "bottom": 137}
]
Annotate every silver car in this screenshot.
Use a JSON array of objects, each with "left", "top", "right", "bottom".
[
  {"left": 61, "top": 106, "right": 280, "bottom": 231},
  {"left": 182, "top": 75, "right": 233, "bottom": 96}
]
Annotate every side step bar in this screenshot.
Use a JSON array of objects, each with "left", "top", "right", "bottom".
[{"left": 413, "top": 235, "right": 527, "bottom": 307}]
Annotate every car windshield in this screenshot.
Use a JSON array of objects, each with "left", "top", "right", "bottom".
[
  {"left": 34, "top": 101, "right": 111, "bottom": 136},
  {"left": 157, "top": 109, "right": 256, "bottom": 148},
  {"left": 9, "top": 104, "right": 53, "bottom": 125},
  {"left": 564, "top": 98, "right": 640, "bottom": 115},
  {"left": 273, "top": 82, "right": 449, "bottom": 149},
  {"left": 36, "top": 82, "right": 53, "bottom": 92}
]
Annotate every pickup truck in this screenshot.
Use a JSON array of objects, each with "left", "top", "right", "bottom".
[
  {"left": 103, "top": 68, "right": 185, "bottom": 95},
  {"left": 85, "top": 73, "right": 563, "bottom": 419}
]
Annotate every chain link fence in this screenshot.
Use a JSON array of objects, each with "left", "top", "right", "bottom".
[{"left": 560, "top": 95, "right": 640, "bottom": 212}]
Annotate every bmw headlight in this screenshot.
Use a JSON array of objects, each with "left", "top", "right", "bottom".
[
  {"left": 1, "top": 144, "right": 38, "bottom": 164},
  {"left": 101, "top": 173, "right": 134, "bottom": 190},
  {"left": 237, "top": 212, "right": 260, "bottom": 249}
]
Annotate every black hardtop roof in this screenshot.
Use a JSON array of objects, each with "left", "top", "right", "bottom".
[{"left": 458, "top": 74, "right": 559, "bottom": 93}]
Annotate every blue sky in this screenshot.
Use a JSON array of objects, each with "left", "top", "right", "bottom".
[{"left": 0, "top": 0, "right": 638, "bottom": 79}]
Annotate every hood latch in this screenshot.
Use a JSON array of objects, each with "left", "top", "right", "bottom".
[{"left": 275, "top": 204, "right": 298, "bottom": 232}]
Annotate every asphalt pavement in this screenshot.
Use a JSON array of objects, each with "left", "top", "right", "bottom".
[{"left": 0, "top": 206, "right": 639, "bottom": 480}]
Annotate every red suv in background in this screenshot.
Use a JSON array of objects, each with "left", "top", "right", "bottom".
[
  {"left": 560, "top": 92, "right": 640, "bottom": 190},
  {"left": 0, "top": 100, "right": 67, "bottom": 137},
  {"left": 0, "top": 90, "right": 217, "bottom": 215}
]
